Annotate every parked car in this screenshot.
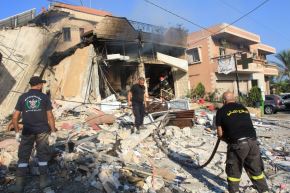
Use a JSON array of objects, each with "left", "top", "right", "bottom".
[
  {"left": 264, "top": 94, "right": 285, "bottom": 114},
  {"left": 281, "top": 93, "right": 290, "bottom": 109}
]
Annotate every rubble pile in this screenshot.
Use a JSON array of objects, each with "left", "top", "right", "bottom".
[{"left": 0, "top": 97, "right": 289, "bottom": 193}]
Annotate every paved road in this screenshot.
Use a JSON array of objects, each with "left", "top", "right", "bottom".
[{"left": 263, "top": 109, "right": 290, "bottom": 120}]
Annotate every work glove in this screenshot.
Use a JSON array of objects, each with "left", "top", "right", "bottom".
[
  {"left": 15, "top": 132, "right": 21, "bottom": 142},
  {"left": 48, "top": 132, "right": 57, "bottom": 145}
]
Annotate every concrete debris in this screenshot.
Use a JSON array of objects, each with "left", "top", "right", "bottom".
[
  {"left": 0, "top": 139, "right": 19, "bottom": 152},
  {"left": 0, "top": 101, "right": 289, "bottom": 193},
  {"left": 0, "top": 151, "right": 13, "bottom": 166}
]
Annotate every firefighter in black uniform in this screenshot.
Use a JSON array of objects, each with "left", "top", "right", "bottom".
[{"left": 216, "top": 91, "right": 269, "bottom": 193}]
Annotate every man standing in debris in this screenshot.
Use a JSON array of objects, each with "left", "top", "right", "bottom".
[
  {"left": 159, "top": 75, "right": 172, "bottom": 100},
  {"left": 216, "top": 91, "right": 269, "bottom": 193},
  {"left": 9, "top": 76, "right": 57, "bottom": 192},
  {"left": 128, "top": 77, "right": 147, "bottom": 134}
]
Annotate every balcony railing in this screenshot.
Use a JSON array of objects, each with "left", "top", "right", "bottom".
[
  {"left": 264, "top": 64, "right": 279, "bottom": 76},
  {"left": 214, "top": 54, "right": 273, "bottom": 74},
  {"left": 129, "top": 20, "right": 166, "bottom": 35}
]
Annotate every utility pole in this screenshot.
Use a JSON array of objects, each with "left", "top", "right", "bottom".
[
  {"left": 212, "top": 52, "right": 241, "bottom": 102},
  {"left": 233, "top": 53, "right": 241, "bottom": 102}
]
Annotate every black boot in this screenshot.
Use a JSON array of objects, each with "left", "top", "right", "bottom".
[
  {"left": 39, "top": 174, "right": 52, "bottom": 189},
  {"left": 136, "top": 127, "right": 140, "bottom": 134},
  {"left": 8, "top": 166, "right": 28, "bottom": 193},
  {"left": 39, "top": 166, "right": 51, "bottom": 189},
  {"left": 130, "top": 127, "right": 135, "bottom": 134},
  {"left": 7, "top": 176, "right": 25, "bottom": 193}
]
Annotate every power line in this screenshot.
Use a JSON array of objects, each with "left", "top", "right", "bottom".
[
  {"left": 190, "top": 0, "right": 270, "bottom": 45},
  {"left": 144, "top": 0, "right": 270, "bottom": 46},
  {"left": 143, "top": 0, "right": 214, "bottom": 34},
  {"left": 217, "top": 0, "right": 290, "bottom": 44},
  {"left": 226, "top": 0, "right": 270, "bottom": 27}
]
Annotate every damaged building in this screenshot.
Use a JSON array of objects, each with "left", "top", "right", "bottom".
[
  {"left": 187, "top": 23, "right": 279, "bottom": 96},
  {"left": 0, "top": 3, "right": 189, "bottom": 119},
  {"left": 0, "top": 3, "right": 189, "bottom": 116},
  {"left": 0, "top": 3, "right": 289, "bottom": 193}
]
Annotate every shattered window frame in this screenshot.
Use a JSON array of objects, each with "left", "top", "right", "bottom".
[
  {"left": 186, "top": 47, "right": 202, "bottom": 64},
  {"left": 63, "top": 27, "right": 71, "bottom": 42}
]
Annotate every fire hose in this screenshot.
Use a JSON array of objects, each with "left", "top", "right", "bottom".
[
  {"left": 153, "top": 112, "right": 221, "bottom": 169},
  {"left": 194, "top": 138, "right": 220, "bottom": 169}
]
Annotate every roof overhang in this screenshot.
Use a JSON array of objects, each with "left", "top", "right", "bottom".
[
  {"left": 212, "top": 32, "right": 259, "bottom": 46},
  {"left": 52, "top": 3, "right": 112, "bottom": 16},
  {"left": 256, "top": 44, "right": 276, "bottom": 55},
  {"left": 156, "top": 52, "right": 188, "bottom": 72},
  {"left": 211, "top": 24, "right": 260, "bottom": 45}
]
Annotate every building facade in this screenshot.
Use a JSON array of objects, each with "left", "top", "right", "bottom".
[
  {"left": 187, "top": 23, "right": 278, "bottom": 97},
  {"left": 0, "top": 3, "right": 189, "bottom": 118}
]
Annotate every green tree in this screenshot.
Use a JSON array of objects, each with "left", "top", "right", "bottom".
[
  {"left": 194, "top": 82, "right": 205, "bottom": 98},
  {"left": 248, "top": 86, "right": 262, "bottom": 107},
  {"left": 275, "top": 49, "right": 290, "bottom": 81}
]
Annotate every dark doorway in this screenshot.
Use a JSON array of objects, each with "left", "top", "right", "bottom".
[
  {"left": 98, "top": 61, "right": 138, "bottom": 99},
  {"left": 252, "top": 80, "right": 258, "bottom": 87},
  {"left": 145, "top": 64, "right": 174, "bottom": 97}
]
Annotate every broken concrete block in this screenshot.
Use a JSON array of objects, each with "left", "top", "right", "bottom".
[
  {"left": 120, "top": 124, "right": 156, "bottom": 151},
  {"left": 0, "top": 138, "right": 19, "bottom": 152},
  {"left": 117, "top": 129, "right": 131, "bottom": 140},
  {"left": 63, "top": 152, "right": 79, "bottom": 161},
  {"left": 101, "top": 94, "right": 117, "bottom": 102},
  {"left": 156, "top": 187, "right": 172, "bottom": 193},
  {"left": 90, "top": 180, "right": 103, "bottom": 190},
  {"left": 182, "top": 127, "right": 192, "bottom": 137},
  {"left": 0, "top": 151, "right": 13, "bottom": 166},
  {"left": 86, "top": 113, "right": 116, "bottom": 126},
  {"left": 119, "top": 150, "right": 133, "bottom": 164},
  {"left": 100, "top": 102, "right": 121, "bottom": 112},
  {"left": 78, "top": 165, "right": 90, "bottom": 173},
  {"left": 155, "top": 168, "right": 176, "bottom": 181},
  {"left": 98, "top": 167, "right": 120, "bottom": 193},
  {"left": 165, "top": 126, "right": 182, "bottom": 138},
  {"left": 61, "top": 122, "right": 74, "bottom": 130},
  {"left": 145, "top": 176, "right": 165, "bottom": 191},
  {"left": 97, "top": 132, "right": 116, "bottom": 145}
]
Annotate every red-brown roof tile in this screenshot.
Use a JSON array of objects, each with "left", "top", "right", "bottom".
[{"left": 53, "top": 3, "right": 112, "bottom": 16}]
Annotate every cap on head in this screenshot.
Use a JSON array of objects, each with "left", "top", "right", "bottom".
[
  {"left": 138, "top": 77, "right": 145, "bottom": 81},
  {"left": 29, "top": 76, "right": 46, "bottom": 86}
]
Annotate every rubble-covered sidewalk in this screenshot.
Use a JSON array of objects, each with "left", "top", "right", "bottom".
[{"left": 0, "top": 97, "right": 289, "bottom": 193}]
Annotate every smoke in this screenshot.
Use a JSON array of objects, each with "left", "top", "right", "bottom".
[{"left": 129, "top": 0, "right": 186, "bottom": 29}]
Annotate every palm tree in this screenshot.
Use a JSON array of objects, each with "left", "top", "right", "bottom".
[{"left": 275, "top": 49, "right": 290, "bottom": 80}]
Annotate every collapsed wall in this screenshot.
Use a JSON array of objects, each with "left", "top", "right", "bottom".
[
  {"left": 44, "top": 44, "right": 100, "bottom": 102},
  {"left": 0, "top": 26, "right": 58, "bottom": 119}
]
